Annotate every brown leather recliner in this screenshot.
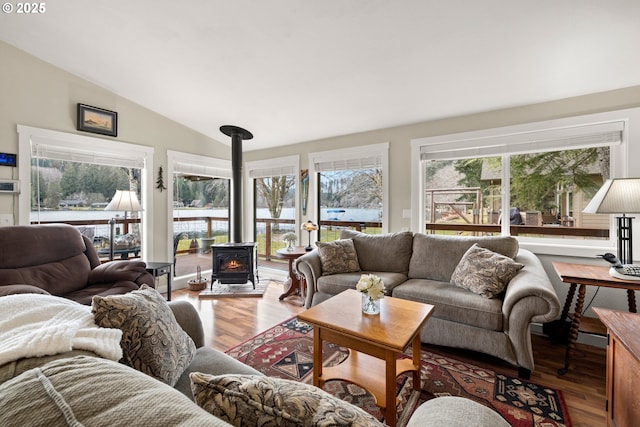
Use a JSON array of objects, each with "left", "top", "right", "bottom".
[{"left": 0, "top": 224, "right": 154, "bottom": 304}]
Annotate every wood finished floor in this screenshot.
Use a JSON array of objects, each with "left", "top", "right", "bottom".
[{"left": 170, "top": 281, "right": 607, "bottom": 427}]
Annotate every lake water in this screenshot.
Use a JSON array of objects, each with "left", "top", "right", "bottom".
[
  {"left": 31, "top": 207, "right": 381, "bottom": 222},
  {"left": 30, "top": 207, "right": 381, "bottom": 236}
]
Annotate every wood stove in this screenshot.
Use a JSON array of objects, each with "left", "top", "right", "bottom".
[
  {"left": 210, "top": 125, "right": 258, "bottom": 288},
  {"left": 211, "top": 242, "right": 257, "bottom": 287}
]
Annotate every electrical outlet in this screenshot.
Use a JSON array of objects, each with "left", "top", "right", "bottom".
[{"left": 0, "top": 214, "right": 14, "bottom": 226}]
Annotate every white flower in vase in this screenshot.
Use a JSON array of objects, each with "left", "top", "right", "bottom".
[
  {"left": 356, "top": 274, "right": 386, "bottom": 315},
  {"left": 282, "top": 232, "right": 297, "bottom": 250}
]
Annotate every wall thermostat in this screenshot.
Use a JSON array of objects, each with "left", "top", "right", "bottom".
[
  {"left": 0, "top": 153, "right": 17, "bottom": 167},
  {"left": 0, "top": 180, "right": 20, "bottom": 193}
]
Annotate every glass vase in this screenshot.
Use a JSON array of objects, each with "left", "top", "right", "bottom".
[{"left": 362, "top": 294, "right": 380, "bottom": 315}]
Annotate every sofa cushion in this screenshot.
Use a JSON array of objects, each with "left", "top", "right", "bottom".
[
  {"left": 0, "top": 284, "right": 50, "bottom": 297},
  {"left": 317, "top": 271, "right": 407, "bottom": 296},
  {"left": 64, "top": 282, "right": 142, "bottom": 306},
  {"left": 0, "top": 355, "right": 230, "bottom": 427},
  {"left": 92, "top": 284, "right": 196, "bottom": 386},
  {"left": 408, "top": 234, "right": 519, "bottom": 281},
  {"left": 392, "top": 279, "right": 503, "bottom": 331},
  {"left": 316, "top": 239, "right": 361, "bottom": 275},
  {"left": 0, "top": 255, "right": 92, "bottom": 296},
  {"left": 406, "top": 396, "right": 510, "bottom": 427},
  {"left": 451, "top": 244, "right": 524, "bottom": 298},
  {"left": 341, "top": 229, "right": 414, "bottom": 273},
  {"left": 190, "top": 373, "right": 385, "bottom": 427},
  {"left": 0, "top": 349, "right": 98, "bottom": 386},
  {"left": 0, "top": 224, "right": 87, "bottom": 269},
  {"left": 174, "top": 346, "right": 263, "bottom": 399}
]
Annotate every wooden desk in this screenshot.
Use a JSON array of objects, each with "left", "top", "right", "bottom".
[
  {"left": 552, "top": 262, "right": 640, "bottom": 375},
  {"left": 593, "top": 307, "right": 640, "bottom": 427},
  {"left": 298, "top": 289, "right": 434, "bottom": 427},
  {"left": 276, "top": 246, "right": 308, "bottom": 305}
]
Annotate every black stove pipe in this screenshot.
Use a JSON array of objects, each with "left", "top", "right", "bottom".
[{"left": 220, "top": 125, "right": 253, "bottom": 243}]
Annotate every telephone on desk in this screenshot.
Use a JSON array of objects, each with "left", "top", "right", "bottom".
[{"left": 599, "top": 253, "right": 640, "bottom": 281}]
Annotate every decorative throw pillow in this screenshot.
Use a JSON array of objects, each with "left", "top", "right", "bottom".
[
  {"left": 316, "top": 239, "right": 361, "bottom": 275},
  {"left": 190, "top": 373, "right": 385, "bottom": 427},
  {"left": 450, "top": 244, "right": 524, "bottom": 298},
  {"left": 91, "top": 285, "right": 196, "bottom": 386}
]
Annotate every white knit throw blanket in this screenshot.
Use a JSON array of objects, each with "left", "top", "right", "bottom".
[{"left": 0, "top": 293, "right": 122, "bottom": 366}]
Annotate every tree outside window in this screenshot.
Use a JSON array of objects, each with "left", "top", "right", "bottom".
[
  {"left": 423, "top": 146, "right": 610, "bottom": 240},
  {"left": 318, "top": 168, "right": 383, "bottom": 242}
]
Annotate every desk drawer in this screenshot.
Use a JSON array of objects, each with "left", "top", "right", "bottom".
[{"left": 154, "top": 266, "right": 171, "bottom": 275}]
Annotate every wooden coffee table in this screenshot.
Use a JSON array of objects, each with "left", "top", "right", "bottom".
[{"left": 298, "top": 289, "right": 434, "bottom": 427}]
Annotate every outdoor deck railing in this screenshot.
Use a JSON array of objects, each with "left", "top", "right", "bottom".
[{"left": 31, "top": 215, "right": 609, "bottom": 261}]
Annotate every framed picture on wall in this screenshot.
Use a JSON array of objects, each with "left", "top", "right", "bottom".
[{"left": 77, "top": 103, "right": 118, "bottom": 137}]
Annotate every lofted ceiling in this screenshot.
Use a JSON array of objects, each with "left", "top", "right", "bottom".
[{"left": 1, "top": 1, "right": 640, "bottom": 151}]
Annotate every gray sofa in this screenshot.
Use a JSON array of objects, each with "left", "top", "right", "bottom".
[
  {"left": 0, "top": 296, "right": 507, "bottom": 426},
  {"left": 295, "top": 230, "right": 561, "bottom": 378}
]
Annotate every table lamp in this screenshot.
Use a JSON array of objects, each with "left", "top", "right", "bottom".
[
  {"left": 105, "top": 190, "right": 143, "bottom": 261},
  {"left": 301, "top": 220, "right": 318, "bottom": 251},
  {"left": 583, "top": 178, "right": 640, "bottom": 265}
]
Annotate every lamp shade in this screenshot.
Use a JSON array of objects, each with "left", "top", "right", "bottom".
[
  {"left": 105, "top": 190, "right": 143, "bottom": 212},
  {"left": 301, "top": 220, "right": 318, "bottom": 231},
  {"left": 583, "top": 178, "right": 640, "bottom": 214}
]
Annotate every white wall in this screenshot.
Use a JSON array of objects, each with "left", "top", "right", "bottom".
[{"left": 0, "top": 41, "right": 230, "bottom": 275}]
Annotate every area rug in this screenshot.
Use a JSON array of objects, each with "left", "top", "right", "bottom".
[
  {"left": 225, "top": 317, "right": 572, "bottom": 427},
  {"left": 198, "top": 280, "right": 268, "bottom": 299}
]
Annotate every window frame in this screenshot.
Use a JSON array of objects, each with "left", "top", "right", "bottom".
[
  {"left": 411, "top": 109, "right": 640, "bottom": 257},
  {"left": 309, "top": 143, "right": 390, "bottom": 236},
  {"left": 167, "top": 150, "right": 232, "bottom": 264},
  {"left": 245, "top": 155, "right": 300, "bottom": 243},
  {"left": 18, "top": 125, "right": 154, "bottom": 258}
]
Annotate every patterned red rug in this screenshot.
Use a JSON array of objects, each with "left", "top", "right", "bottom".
[{"left": 225, "top": 317, "right": 572, "bottom": 427}]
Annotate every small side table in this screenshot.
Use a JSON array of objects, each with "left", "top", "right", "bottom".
[
  {"left": 145, "top": 261, "right": 173, "bottom": 301},
  {"left": 552, "top": 262, "right": 640, "bottom": 375},
  {"left": 276, "top": 246, "right": 309, "bottom": 305}
]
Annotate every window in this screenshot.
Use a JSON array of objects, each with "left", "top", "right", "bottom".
[
  {"left": 167, "top": 151, "right": 231, "bottom": 278},
  {"left": 18, "top": 125, "right": 153, "bottom": 258},
  {"left": 411, "top": 110, "right": 637, "bottom": 255},
  {"left": 310, "top": 143, "right": 388, "bottom": 241},
  {"left": 246, "top": 156, "right": 299, "bottom": 267}
]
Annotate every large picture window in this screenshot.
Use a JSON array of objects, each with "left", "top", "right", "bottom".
[
  {"left": 310, "top": 143, "right": 388, "bottom": 242},
  {"left": 411, "top": 111, "right": 635, "bottom": 254},
  {"left": 167, "top": 151, "right": 231, "bottom": 278},
  {"left": 18, "top": 125, "right": 153, "bottom": 259},
  {"left": 246, "top": 156, "right": 299, "bottom": 270}
]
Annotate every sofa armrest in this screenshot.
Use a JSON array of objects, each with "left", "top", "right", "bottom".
[
  {"left": 503, "top": 249, "right": 561, "bottom": 323},
  {"left": 294, "top": 250, "right": 323, "bottom": 308},
  {"left": 502, "top": 249, "right": 561, "bottom": 369},
  {"left": 88, "top": 261, "right": 155, "bottom": 288},
  {"left": 168, "top": 300, "right": 205, "bottom": 348}
]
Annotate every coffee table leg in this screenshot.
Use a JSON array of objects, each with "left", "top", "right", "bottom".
[
  {"left": 312, "top": 327, "right": 323, "bottom": 387},
  {"left": 385, "top": 351, "right": 397, "bottom": 427}
]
